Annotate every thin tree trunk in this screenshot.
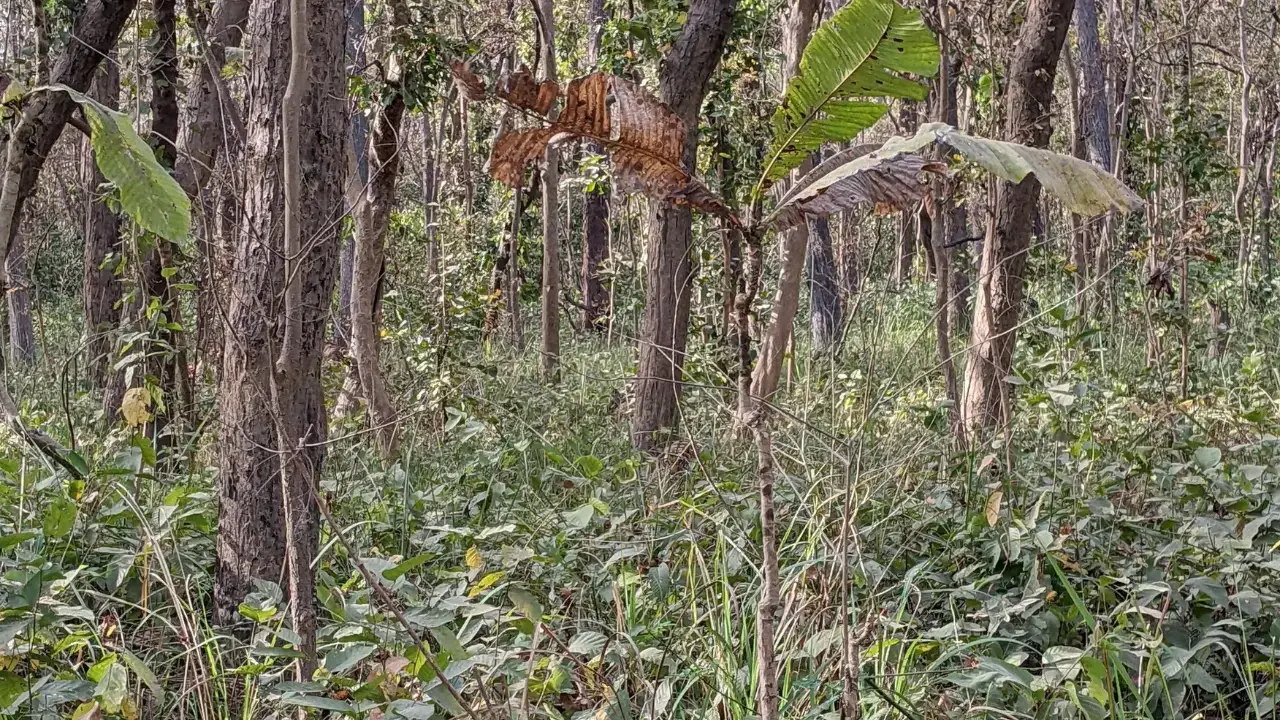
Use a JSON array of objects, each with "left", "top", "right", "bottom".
[
  {"left": 581, "top": 0, "right": 610, "bottom": 333},
  {"left": 961, "top": 0, "right": 1075, "bottom": 433},
  {"left": 1235, "top": 0, "right": 1254, "bottom": 279},
  {"left": 895, "top": 209, "right": 916, "bottom": 286},
  {"left": 539, "top": 0, "right": 561, "bottom": 382},
  {"left": 629, "top": 0, "right": 736, "bottom": 450},
  {"left": 350, "top": 93, "right": 405, "bottom": 459},
  {"left": 83, "top": 62, "right": 123, "bottom": 395},
  {"left": 930, "top": 0, "right": 960, "bottom": 439},
  {"left": 6, "top": 230, "right": 34, "bottom": 363},
  {"left": 808, "top": 210, "right": 842, "bottom": 354},
  {"left": 745, "top": 0, "right": 819, "bottom": 410}
]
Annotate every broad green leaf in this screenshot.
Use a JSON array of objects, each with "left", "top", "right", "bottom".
[
  {"left": 45, "top": 85, "right": 191, "bottom": 243},
  {"left": 575, "top": 455, "right": 604, "bottom": 478},
  {"left": 568, "top": 631, "right": 607, "bottom": 656},
  {"left": 761, "top": 0, "right": 938, "bottom": 187},
  {"left": 385, "top": 552, "right": 433, "bottom": 581},
  {"left": 278, "top": 694, "right": 356, "bottom": 712},
  {"left": 323, "top": 642, "right": 377, "bottom": 674},
  {"left": 93, "top": 664, "right": 127, "bottom": 713},
  {"left": 42, "top": 498, "right": 77, "bottom": 538},
  {"left": 119, "top": 650, "right": 163, "bottom": 702},
  {"left": 1194, "top": 446, "right": 1222, "bottom": 468},
  {"left": 508, "top": 587, "right": 543, "bottom": 620},
  {"left": 563, "top": 503, "right": 594, "bottom": 530},
  {"left": 389, "top": 699, "right": 437, "bottom": 719}
]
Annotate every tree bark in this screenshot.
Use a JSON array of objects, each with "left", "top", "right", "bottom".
[
  {"left": 83, "top": 63, "right": 123, "bottom": 393},
  {"left": 350, "top": 90, "right": 405, "bottom": 459},
  {"left": 960, "top": 0, "right": 1075, "bottom": 433},
  {"left": 807, "top": 212, "right": 842, "bottom": 355},
  {"left": 629, "top": 0, "right": 736, "bottom": 449},
  {"left": 6, "top": 230, "right": 34, "bottom": 363},
  {"left": 539, "top": 0, "right": 561, "bottom": 382},
  {"left": 581, "top": 0, "right": 610, "bottom": 333},
  {"left": 1076, "top": 0, "right": 1112, "bottom": 171},
  {"left": 213, "top": 0, "right": 346, "bottom": 641},
  {"left": 173, "top": 0, "right": 250, "bottom": 199}
]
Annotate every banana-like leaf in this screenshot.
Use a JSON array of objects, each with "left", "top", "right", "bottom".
[
  {"left": 761, "top": 0, "right": 939, "bottom": 189},
  {"left": 46, "top": 84, "right": 191, "bottom": 244},
  {"left": 768, "top": 123, "right": 1143, "bottom": 229}
]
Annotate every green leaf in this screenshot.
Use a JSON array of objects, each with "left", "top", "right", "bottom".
[
  {"left": 761, "top": 0, "right": 938, "bottom": 187},
  {"left": 93, "top": 664, "right": 128, "bottom": 713},
  {"left": 0, "top": 531, "right": 37, "bottom": 550},
  {"left": 575, "top": 455, "right": 604, "bottom": 478},
  {"left": 119, "top": 650, "right": 163, "bottom": 702},
  {"left": 568, "top": 631, "right": 608, "bottom": 656},
  {"left": 1194, "top": 446, "right": 1222, "bottom": 469},
  {"left": 430, "top": 627, "right": 469, "bottom": 661},
  {"left": 563, "top": 504, "right": 594, "bottom": 530},
  {"left": 42, "top": 497, "right": 77, "bottom": 538},
  {"left": 278, "top": 694, "right": 356, "bottom": 712},
  {"left": 508, "top": 587, "right": 543, "bottom": 621},
  {"left": 323, "top": 642, "right": 377, "bottom": 674},
  {"left": 44, "top": 85, "right": 191, "bottom": 244},
  {"left": 384, "top": 552, "right": 433, "bottom": 581},
  {"left": 389, "top": 699, "right": 437, "bottom": 719}
]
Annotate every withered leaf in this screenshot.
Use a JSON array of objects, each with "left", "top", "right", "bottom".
[
  {"left": 486, "top": 72, "right": 740, "bottom": 226},
  {"left": 450, "top": 61, "right": 487, "bottom": 101},
  {"left": 497, "top": 66, "right": 560, "bottom": 117}
]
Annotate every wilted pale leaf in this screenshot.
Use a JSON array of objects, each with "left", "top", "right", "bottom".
[
  {"left": 984, "top": 490, "right": 1003, "bottom": 527},
  {"left": 121, "top": 388, "right": 151, "bottom": 428}
]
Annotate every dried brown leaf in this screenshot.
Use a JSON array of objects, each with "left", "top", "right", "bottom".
[
  {"left": 498, "top": 65, "right": 560, "bottom": 116},
  {"left": 486, "top": 72, "right": 741, "bottom": 227},
  {"left": 450, "top": 61, "right": 487, "bottom": 101},
  {"left": 487, "top": 127, "right": 555, "bottom": 187}
]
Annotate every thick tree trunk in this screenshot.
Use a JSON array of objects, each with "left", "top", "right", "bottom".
[
  {"left": 629, "top": 0, "right": 736, "bottom": 449},
  {"left": 960, "top": 0, "right": 1074, "bottom": 433},
  {"left": 539, "top": 0, "right": 561, "bottom": 382},
  {"left": 83, "top": 63, "right": 123, "bottom": 392},
  {"left": 581, "top": 0, "right": 610, "bottom": 333},
  {"left": 213, "top": 0, "right": 346, "bottom": 631},
  {"left": 1076, "top": 0, "right": 1112, "bottom": 171}
]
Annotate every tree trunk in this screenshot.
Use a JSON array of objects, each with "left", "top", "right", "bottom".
[
  {"left": 213, "top": 0, "right": 346, "bottom": 636},
  {"left": 139, "top": 0, "right": 189, "bottom": 448},
  {"left": 6, "top": 230, "right": 34, "bottom": 364},
  {"left": 83, "top": 62, "right": 123, "bottom": 393},
  {"left": 580, "top": 0, "right": 610, "bottom": 333},
  {"left": 173, "top": 0, "right": 250, "bottom": 199},
  {"left": 629, "top": 0, "right": 736, "bottom": 449},
  {"left": 1234, "top": 0, "right": 1254, "bottom": 276},
  {"left": 960, "top": 0, "right": 1075, "bottom": 434},
  {"left": 350, "top": 83, "right": 405, "bottom": 459},
  {"left": 745, "top": 0, "right": 819, "bottom": 409},
  {"left": 539, "top": 0, "right": 561, "bottom": 382},
  {"left": 1076, "top": 0, "right": 1112, "bottom": 170},
  {"left": 807, "top": 212, "right": 842, "bottom": 354},
  {"left": 894, "top": 209, "right": 916, "bottom": 286},
  {"left": 335, "top": 0, "right": 369, "bottom": 356}
]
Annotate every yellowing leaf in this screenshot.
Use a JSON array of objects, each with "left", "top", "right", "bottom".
[
  {"left": 465, "top": 545, "right": 484, "bottom": 570},
  {"left": 121, "top": 388, "right": 152, "bottom": 428},
  {"left": 469, "top": 570, "right": 505, "bottom": 597},
  {"left": 985, "top": 490, "right": 1003, "bottom": 527}
]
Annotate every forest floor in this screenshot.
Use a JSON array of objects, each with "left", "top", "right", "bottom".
[{"left": 6, "top": 276, "right": 1280, "bottom": 719}]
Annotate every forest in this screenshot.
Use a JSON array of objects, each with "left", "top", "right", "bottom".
[{"left": 0, "top": 0, "right": 1278, "bottom": 714}]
